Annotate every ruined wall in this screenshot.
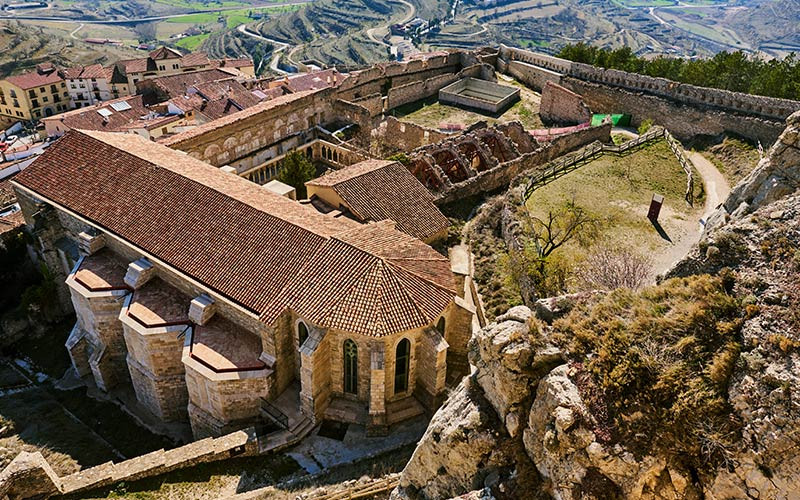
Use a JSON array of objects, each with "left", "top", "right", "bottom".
[
  {"left": 435, "top": 122, "right": 612, "bottom": 205},
  {"left": 499, "top": 45, "right": 800, "bottom": 123},
  {"left": 371, "top": 117, "right": 448, "bottom": 153},
  {"left": 539, "top": 81, "right": 592, "bottom": 125},
  {"left": 348, "top": 93, "right": 384, "bottom": 117},
  {"left": 563, "top": 78, "right": 785, "bottom": 144}
]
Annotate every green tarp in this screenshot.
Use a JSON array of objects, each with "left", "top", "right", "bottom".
[{"left": 591, "top": 114, "right": 632, "bottom": 127}]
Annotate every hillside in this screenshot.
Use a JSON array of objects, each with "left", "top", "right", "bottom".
[
  {"left": 390, "top": 112, "right": 800, "bottom": 499},
  {"left": 0, "top": 21, "right": 139, "bottom": 78}
]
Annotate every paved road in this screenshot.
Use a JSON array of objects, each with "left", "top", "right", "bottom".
[
  {"left": 236, "top": 23, "right": 289, "bottom": 75},
  {"left": 366, "top": 0, "right": 416, "bottom": 46}
]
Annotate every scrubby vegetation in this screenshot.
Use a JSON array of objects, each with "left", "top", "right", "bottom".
[
  {"left": 551, "top": 274, "right": 744, "bottom": 472},
  {"left": 557, "top": 44, "right": 800, "bottom": 101},
  {"left": 277, "top": 150, "right": 315, "bottom": 199}
]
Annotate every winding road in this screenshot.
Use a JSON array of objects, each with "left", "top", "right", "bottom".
[
  {"left": 366, "top": 0, "right": 416, "bottom": 47},
  {"left": 236, "top": 23, "right": 290, "bottom": 75}
]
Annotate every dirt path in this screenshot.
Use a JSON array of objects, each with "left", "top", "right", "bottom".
[{"left": 650, "top": 149, "right": 731, "bottom": 277}]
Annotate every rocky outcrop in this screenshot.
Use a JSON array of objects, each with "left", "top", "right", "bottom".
[
  {"left": 394, "top": 114, "right": 800, "bottom": 499},
  {"left": 707, "top": 109, "right": 800, "bottom": 230}
]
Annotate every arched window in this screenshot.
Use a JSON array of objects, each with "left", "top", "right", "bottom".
[
  {"left": 343, "top": 339, "right": 358, "bottom": 395},
  {"left": 394, "top": 338, "right": 410, "bottom": 394},
  {"left": 297, "top": 321, "right": 308, "bottom": 348},
  {"left": 436, "top": 317, "right": 446, "bottom": 335}
]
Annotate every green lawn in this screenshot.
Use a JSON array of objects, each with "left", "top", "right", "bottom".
[{"left": 176, "top": 32, "right": 211, "bottom": 50}]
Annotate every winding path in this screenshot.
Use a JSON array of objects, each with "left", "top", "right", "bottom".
[
  {"left": 237, "top": 23, "right": 289, "bottom": 75},
  {"left": 366, "top": 0, "right": 416, "bottom": 47}
]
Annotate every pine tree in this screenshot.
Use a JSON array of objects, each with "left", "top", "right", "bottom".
[{"left": 277, "top": 150, "right": 315, "bottom": 199}]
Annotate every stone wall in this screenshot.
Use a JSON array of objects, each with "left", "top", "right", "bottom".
[
  {"left": 500, "top": 45, "right": 800, "bottom": 122},
  {"left": 370, "top": 117, "right": 449, "bottom": 153},
  {"left": 0, "top": 429, "right": 258, "bottom": 499},
  {"left": 164, "top": 88, "right": 336, "bottom": 171},
  {"left": 506, "top": 60, "right": 563, "bottom": 92},
  {"left": 563, "top": 77, "right": 786, "bottom": 144},
  {"left": 539, "top": 81, "right": 592, "bottom": 125},
  {"left": 434, "top": 121, "right": 612, "bottom": 205}
]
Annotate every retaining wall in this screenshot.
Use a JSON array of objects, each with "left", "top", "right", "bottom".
[{"left": 539, "top": 81, "right": 592, "bottom": 125}]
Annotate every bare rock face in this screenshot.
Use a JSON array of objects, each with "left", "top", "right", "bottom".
[
  {"left": 390, "top": 377, "right": 515, "bottom": 500},
  {"left": 707, "top": 109, "right": 800, "bottom": 230}
]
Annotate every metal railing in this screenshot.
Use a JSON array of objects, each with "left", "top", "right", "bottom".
[{"left": 260, "top": 397, "right": 289, "bottom": 430}]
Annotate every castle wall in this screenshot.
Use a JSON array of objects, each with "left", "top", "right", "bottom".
[
  {"left": 540, "top": 81, "right": 592, "bottom": 125},
  {"left": 371, "top": 116, "right": 449, "bottom": 153},
  {"left": 562, "top": 78, "right": 785, "bottom": 144},
  {"left": 165, "top": 89, "right": 335, "bottom": 171}
]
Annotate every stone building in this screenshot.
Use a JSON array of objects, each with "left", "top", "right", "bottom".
[{"left": 11, "top": 129, "right": 475, "bottom": 439}]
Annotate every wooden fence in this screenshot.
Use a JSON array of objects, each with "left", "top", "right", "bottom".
[
  {"left": 305, "top": 476, "right": 400, "bottom": 500},
  {"left": 523, "top": 127, "right": 694, "bottom": 204}
]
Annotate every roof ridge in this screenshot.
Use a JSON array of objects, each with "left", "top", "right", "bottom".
[
  {"left": 387, "top": 258, "right": 456, "bottom": 295},
  {"left": 379, "top": 259, "right": 429, "bottom": 334}
]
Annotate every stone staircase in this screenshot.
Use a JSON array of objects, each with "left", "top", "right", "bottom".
[
  {"left": 386, "top": 396, "right": 426, "bottom": 425},
  {"left": 256, "top": 416, "right": 315, "bottom": 453}
]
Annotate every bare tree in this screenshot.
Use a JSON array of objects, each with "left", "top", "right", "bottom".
[
  {"left": 575, "top": 244, "right": 653, "bottom": 291},
  {"left": 522, "top": 200, "right": 600, "bottom": 267}
]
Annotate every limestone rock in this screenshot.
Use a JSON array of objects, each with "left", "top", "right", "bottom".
[{"left": 391, "top": 377, "right": 514, "bottom": 500}]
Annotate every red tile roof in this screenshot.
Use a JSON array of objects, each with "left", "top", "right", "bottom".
[
  {"left": 286, "top": 69, "right": 341, "bottom": 92},
  {"left": 308, "top": 160, "right": 450, "bottom": 241},
  {"left": 219, "top": 58, "right": 254, "bottom": 69},
  {"left": 180, "top": 52, "right": 211, "bottom": 68},
  {"left": 5, "top": 69, "right": 63, "bottom": 90},
  {"left": 150, "top": 46, "right": 183, "bottom": 60},
  {"left": 14, "top": 130, "right": 455, "bottom": 335},
  {"left": 138, "top": 69, "right": 237, "bottom": 99},
  {"left": 41, "top": 95, "right": 148, "bottom": 132},
  {"left": 119, "top": 57, "right": 154, "bottom": 74}
]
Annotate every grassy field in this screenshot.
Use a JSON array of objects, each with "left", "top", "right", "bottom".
[
  {"left": 523, "top": 139, "right": 704, "bottom": 290},
  {"left": 395, "top": 77, "right": 543, "bottom": 131}
]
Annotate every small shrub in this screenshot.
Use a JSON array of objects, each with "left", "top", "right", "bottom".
[{"left": 637, "top": 118, "right": 654, "bottom": 135}]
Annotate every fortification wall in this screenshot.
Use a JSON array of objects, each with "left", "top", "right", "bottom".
[
  {"left": 563, "top": 78, "right": 785, "bottom": 145},
  {"left": 499, "top": 45, "right": 800, "bottom": 124},
  {"left": 436, "top": 122, "right": 612, "bottom": 205},
  {"left": 540, "top": 81, "right": 592, "bottom": 125},
  {"left": 506, "top": 60, "right": 563, "bottom": 92},
  {"left": 371, "top": 117, "right": 449, "bottom": 152},
  {"left": 349, "top": 93, "right": 384, "bottom": 117}
]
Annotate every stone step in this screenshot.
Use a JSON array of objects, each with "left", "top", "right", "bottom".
[
  {"left": 386, "top": 397, "right": 425, "bottom": 425},
  {"left": 324, "top": 397, "right": 366, "bottom": 424}
]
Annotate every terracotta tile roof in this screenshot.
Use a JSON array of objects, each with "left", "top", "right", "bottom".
[
  {"left": 0, "top": 177, "right": 17, "bottom": 207},
  {"left": 79, "top": 64, "right": 106, "bottom": 79},
  {"left": 13, "top": 130, "right": 355, "bottom": 312},
  {"left": 180, "top": 52, "right": 211, "bottom": 68},
  {"left": 5, "top": 69, "right": 63, "bottom": 90},
  {"left": 41, "top": 95, "right": 148, "bottom": 132},
  {"left": 286, "top": 69, "right": 341, "bottom": 92},
  {"left": 0, "top": 209, "right": 24, "bottom": 236},
  {"left": 308, "top": 160, "right": 450, "bottom": 241},
  {"left": 14, "top": 131, "right": 456, "bottom": 335},
  {"left": 162, "top": 89, "right": 318, "bottom": 146},
  {"left": 74, "top": 249, "right": 129, "bottom": 292},
  {"left": 62, "top": 66, "right": 84, "bottom": 79},
  {"left": 119, "top": 57, "right": 154, "bottom": 74},
  {"left": 139, "top": 69, "right": 237, "bottom": 99},
  {"left": 263, "top": 221, "right": 455, "bottom": 336},
  {"left": 167, "top": 94, "right": 205, "bottom": 113},
  {"left": 191, "top": 316, "right": 265, "bottom": 371},
  {"left": 219, "top": 58, "right": 253, "bottom": 69},
  {"left": 150, "top": 46, "right": 183, "bottom": 60},
  {"left": 128, "top": 278, "right": 190, "bottom": 327}
]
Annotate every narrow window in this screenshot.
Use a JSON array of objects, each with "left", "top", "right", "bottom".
[
  {"left": 298, "top": 321, "right": 308, "bottom": 348},
  {"left": 394, "top": 338, "right": 410, "bottom": 394},
  {"left": 343, "top": 339, "right": 358, "bottom": 394},
  {"left": 436, "top": 317, "right": 446, "bottom": 335}
]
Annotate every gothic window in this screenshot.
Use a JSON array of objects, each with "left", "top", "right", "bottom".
[
  {"left": 436, "top": 317, "right": 446, "bottom": 335},
  {"left": 394, "top": 338, "right": 410, "bottom": 394},
  {"left": 298, "top": 321, "right": 309, "bottom": 348},
  {"left": 343, "top": 339, "right": 358, "bottom": 395}
]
